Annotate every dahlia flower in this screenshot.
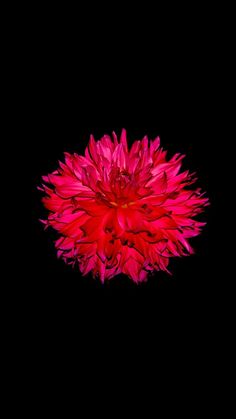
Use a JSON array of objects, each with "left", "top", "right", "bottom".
[{"left": 39, "top": 129, "right": 208, "bottom": 283}]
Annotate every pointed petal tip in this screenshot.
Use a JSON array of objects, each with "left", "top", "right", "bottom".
[
  {"left": 120, "top": 128, "right": 128, "bottom": 150},
  {"left": 42, "top": 175, "right": 48, "bottom": 183}
]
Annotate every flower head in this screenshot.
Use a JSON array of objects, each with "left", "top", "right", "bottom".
[{"left": 39, "top": 129, "right": 209, "bottom": 283}]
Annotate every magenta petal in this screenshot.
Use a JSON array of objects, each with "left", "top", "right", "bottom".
[{"left": 120, "top": 128, "right": 128, "bottom": 151}]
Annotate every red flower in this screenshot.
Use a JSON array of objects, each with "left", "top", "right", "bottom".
[{"left": 39, "top": 129, "right": 209, "bottom": 283}]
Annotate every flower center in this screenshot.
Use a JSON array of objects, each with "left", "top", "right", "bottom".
[{"left": 110, "top": 201, "right": 135, "bottom": 209}]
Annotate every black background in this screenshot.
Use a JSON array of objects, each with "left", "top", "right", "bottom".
[
  {"left": 29, "top": 16, "right": 224, "bottom": 329},
  {"left": 9, "top": 7, "right": 231, "bottom": 410},
  {"left": 14, "top": 12, "right": 232, "bottom": 408}
]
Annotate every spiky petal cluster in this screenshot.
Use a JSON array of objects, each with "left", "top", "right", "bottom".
[{"left": 39, "top": 129, "right": 208, "bottom": 282}]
